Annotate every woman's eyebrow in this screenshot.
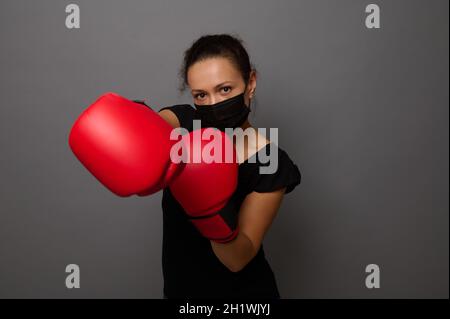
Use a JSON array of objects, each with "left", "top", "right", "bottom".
[{"left": 191, "top": 82, "right": 233, "bottom": 93}]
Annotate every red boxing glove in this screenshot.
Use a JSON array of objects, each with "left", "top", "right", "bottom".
[
  {"left": 169, "top": 128, "right": 240, "bottom": 243},
  {"left": 69, "top": 93, "right": 240, "bottom": 243},
  {"left": 69, "top": 92, "right": 182, "bottom": 197}
]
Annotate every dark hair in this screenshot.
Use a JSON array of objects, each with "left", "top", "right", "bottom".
[{"left": 178, "top": 33, "right": 256, "bottom": 93}]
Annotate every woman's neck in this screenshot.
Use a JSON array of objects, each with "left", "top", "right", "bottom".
[{"left": 234, "top": 120, "right": 270, "bottom": 164}]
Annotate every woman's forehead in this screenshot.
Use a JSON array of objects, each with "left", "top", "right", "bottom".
[{"left": 188, "top": 57, "right": 242, "bottom": 89}]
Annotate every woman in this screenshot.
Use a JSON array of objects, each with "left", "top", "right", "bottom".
[{"left": 158, "top": 34, "right": 301, "bottom": 299}]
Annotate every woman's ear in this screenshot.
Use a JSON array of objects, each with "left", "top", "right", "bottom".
[{"left": 248, "top": 70, "right": 257, "bottom": 98}]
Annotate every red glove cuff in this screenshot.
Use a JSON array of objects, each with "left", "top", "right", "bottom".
[{"left": 188, "top": 197, "right": 240, "bottom": 243}]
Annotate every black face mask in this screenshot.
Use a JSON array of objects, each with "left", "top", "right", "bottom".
[{"left": 194, "top": 92, "right": 250, "bottom": 131}]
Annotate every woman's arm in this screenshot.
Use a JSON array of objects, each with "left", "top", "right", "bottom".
[{"left": 210, "top": 187, "right": 287, "bottom": 272}]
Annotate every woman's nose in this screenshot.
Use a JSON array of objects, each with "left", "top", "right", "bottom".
[{"left": 209, "top": 94, "right": 225, "bottom": 105}]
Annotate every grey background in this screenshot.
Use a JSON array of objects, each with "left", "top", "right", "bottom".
[{"left": 0, "top": 0, "right": 448, "bottom": 298}]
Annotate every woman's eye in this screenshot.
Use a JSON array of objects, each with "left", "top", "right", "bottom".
[
  {"left": 221, "top": 86, "right": 231, "bottom": 93},
  {"left": 195, "top": 93, "right": 206, "bottom": 99}
]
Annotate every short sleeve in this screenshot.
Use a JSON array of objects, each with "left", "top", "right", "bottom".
[
  {"left": 253, "top": 147, "right": 301, "bottom": 194},
  {"left": 159, "top": 104, "right": 196, "bottom": 131}
]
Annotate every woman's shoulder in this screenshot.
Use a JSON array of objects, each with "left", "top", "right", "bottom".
[
  {"left": 243, "top": 141, "right": 302, "bottom": 195},
  {"left": 159, "top": 104, "right": 196, "bottom": 130}
]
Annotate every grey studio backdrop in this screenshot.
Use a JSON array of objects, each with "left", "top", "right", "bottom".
[{"left": 0, "top": 0, "right": 448, "bottom": 299}]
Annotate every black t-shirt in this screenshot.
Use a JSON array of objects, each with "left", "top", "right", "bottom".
[{"left": 159, "top": 104, "right": 302, "bottom": 299}]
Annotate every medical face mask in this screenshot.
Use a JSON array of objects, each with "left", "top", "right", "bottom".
[{"left": 194, "top": 92, "right": 250, "bottom": 131}]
